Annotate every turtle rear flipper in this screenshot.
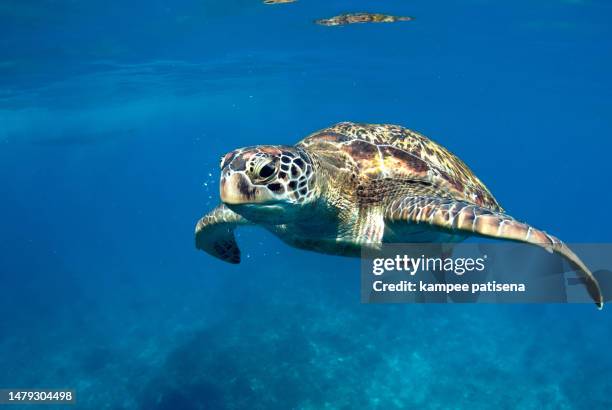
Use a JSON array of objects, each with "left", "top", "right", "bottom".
[
  {"left": 385, "top": 196, "right": 604, "bottom": 308},
  {"left": 195, "top": 204, "right": 250, "bottom": 264},
  {"left": 341, "top": 206, "right": 386, "bottom": 247}
]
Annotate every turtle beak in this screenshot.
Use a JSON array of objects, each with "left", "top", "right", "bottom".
[
  {"left": 220, "top": 172, "right": 275, "bottom": 205},
  {"left": 220, "top": 173, "right": 251, "bottom": 204}
]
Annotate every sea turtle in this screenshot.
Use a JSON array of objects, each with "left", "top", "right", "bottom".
[
  {"left": 263, "top": 0, "right": 296, "bottom": 5},
  {"left": 315, "top": 13, "right": 414, "bottom": 27},
  {"left": 195, "top": 122, "right": 603, "bottom": 307}
]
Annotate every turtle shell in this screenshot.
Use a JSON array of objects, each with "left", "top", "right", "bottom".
[{"left": 297, "top": 122, "right": 502, "bottom": 211}]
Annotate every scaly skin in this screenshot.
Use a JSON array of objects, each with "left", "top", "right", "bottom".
[
  {"left": 195, "top": 204, "right": 248, "bottom": 264},
  {"left": 385, "top": 196, "right": 603, "bottom": 308}
]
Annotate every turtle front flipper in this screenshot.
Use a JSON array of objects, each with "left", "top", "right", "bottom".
[
  {"left": 385, "top": 196, "right": 604, "bottom": 308},
  {"left": 195, "top": 204, "right": 251, "bottom": 264}
]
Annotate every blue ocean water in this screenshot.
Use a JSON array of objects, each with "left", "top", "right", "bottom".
[{"left": 1, "top": 0, "right": 612, "bottom": 408}]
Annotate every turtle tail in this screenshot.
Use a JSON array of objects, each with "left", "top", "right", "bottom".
[{"left": 386, "top": 196, "right": 604, "bottom": 308}]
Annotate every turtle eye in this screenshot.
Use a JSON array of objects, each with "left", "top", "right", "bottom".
[
  {"left": 250, "top": 156, "right": 279, "bottom": 183},
  {"left": 258, "top": 162, "right": 276, "bottom": 179}
]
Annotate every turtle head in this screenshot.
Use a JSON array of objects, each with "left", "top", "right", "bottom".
[{"left": 218, "top": 145, "right": 318, "bottom": 222}]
